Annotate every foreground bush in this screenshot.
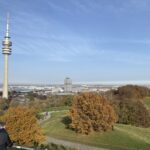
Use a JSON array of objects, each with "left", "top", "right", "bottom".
[
  {"left": 70, "top": 93, "right": 117, "bottom": 134},
  {"left": 1, "top": 106, "right": 45, "bottom": 145},
  {"left": 114, "top": 100, "right": 150, "bottom": 127}
]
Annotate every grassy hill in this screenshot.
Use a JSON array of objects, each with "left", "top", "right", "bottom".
[{"left": 42, "top": 111, "right": 150, "bottom": 150}]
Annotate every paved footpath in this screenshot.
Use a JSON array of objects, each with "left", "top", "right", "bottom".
[{"left": 46, "top": 137, "right": 108, "bottom": 150}]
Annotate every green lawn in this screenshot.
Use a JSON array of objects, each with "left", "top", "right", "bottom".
[
  {"left": 144, "top": 98, "right": 150, "bottom": 107},
  {"left": 42, "top": 111, "right": 150, "bottom": 150},
  {"left": 40, "top": 106, "right": 70, "bottom": 112}
]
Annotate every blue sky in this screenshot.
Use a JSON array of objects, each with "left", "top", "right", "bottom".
[{"left": 0, "top": 0, "right": 150, "bottom": 84}]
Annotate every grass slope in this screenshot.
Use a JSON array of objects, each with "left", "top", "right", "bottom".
[
  {"left": 40, "top": 106, "right": 70, "bottom": 112},
  {"left": 42, "top": 111, "right": 150, "bottom": 150}
]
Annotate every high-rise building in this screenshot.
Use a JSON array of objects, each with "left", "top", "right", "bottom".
[
  {"left": 2, "top": 14, "right": 12, "bottom": 99},
  {"left": 64, "top": 77, "right": 72, "bottom": 93}
]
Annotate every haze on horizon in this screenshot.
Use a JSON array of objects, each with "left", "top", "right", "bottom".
[{"left": 0, "top": 0, "right": 150, "bottom": 84}]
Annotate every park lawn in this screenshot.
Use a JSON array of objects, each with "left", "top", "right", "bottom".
[
  {"left": 40, "top": 106, "right": 70, "bottom": 112},
  {"left": 144, "top": 97, "right": 150, "bottom": 107},
  {"left": 42, "top": 111, "right": 150, "bottom": 150}
]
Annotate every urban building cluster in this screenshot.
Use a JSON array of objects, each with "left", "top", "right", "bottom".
[{"left": 5, "top": 82, "right": 118, "bottom": 95}]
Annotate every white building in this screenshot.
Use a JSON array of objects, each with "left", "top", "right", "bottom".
[{"left": 64, "top": 77, "right": 72, "bottom": 92}]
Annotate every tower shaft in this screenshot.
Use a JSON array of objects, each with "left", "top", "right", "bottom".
[{"left": 3, "top": 55, "right": 9, "bottom": 99}]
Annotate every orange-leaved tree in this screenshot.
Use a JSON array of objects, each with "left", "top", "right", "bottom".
[
  {"left": 70, "top": 92, "right": 117, "bottom": 134},
  {"left": 1, "top": 106, "right": 45, "bottom": 145}
]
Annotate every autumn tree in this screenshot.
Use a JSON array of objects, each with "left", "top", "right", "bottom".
[
  {"left": 104, "top": 85, "right": 150, "bottom": 127},
  {"left": 114, "top": 100, "right": 150, "bottom": 127},
  {"left": 70, "top": 92, "right": 117, "bottom": 134},
  {"left": 117, "top": 85, "right": 150, "bottom": 100},
  {"left": 1, "top": 106, "right": 45, "bottom": 145}
]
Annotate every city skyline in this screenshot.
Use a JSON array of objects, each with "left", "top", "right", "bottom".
[{"left": 0, "top": 0, "right": 150, "bottom": 84}]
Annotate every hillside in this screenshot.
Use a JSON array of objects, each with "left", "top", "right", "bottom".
[{"left": 42, "top": 111, "right": 150, "bottom": 150}]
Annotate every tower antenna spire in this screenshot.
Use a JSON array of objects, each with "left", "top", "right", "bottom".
[{"left": 6, "top": 12, "right": 10, "bottom": 37}]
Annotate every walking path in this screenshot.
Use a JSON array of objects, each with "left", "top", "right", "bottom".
[
  {"left": 46, "top": 137, "right": 108, "bottom": 150},
  {"left": 39, "top": 111, "right": 52, "bottom": 123},
  {"left": 13, "top": 145, "right": 34, "bottom": 150}
]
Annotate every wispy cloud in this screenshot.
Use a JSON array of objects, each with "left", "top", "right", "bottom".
[
  {"left": 2, "top": 0, "right": 150, "bottom": 64},
  {"left": 68, "top": 0, "right": 150, "bottom": 14},
  {"left": 70, "top": 0, "right": 91, "bottom": 13},
  {"left": 127, "top": 0, "right": 150, "bottom": 8},
  {"left": 11, "top": 10, "right": 150, "bottom": 63},
  {"left": 47, "top": 1, "right": 71, "bottom": 14}
]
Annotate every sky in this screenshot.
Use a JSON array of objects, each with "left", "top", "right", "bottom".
[{"left": 0, "top": 0, "right": 150, "bottom": 84}]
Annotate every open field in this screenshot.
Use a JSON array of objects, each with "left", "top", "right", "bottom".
[{"left": 42, "top": 111, "right": 150, "bottom": 150}]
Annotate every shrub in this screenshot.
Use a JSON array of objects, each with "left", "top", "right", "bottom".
[
  {"left": 70, "top": 92, "right": 117, "bottom": 134},
  {"left": 0, "top": 99, "right": 9, "bottom": 110}
]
